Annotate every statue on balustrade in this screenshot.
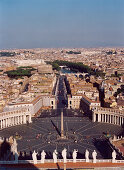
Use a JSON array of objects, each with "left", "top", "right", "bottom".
[
  {"left": 72, "top": 149, "right": 78, "bottom": 163},
  {"left": 53, "top": 149, "right": 58, "bottom": 163},
  {"left": 112, "top": 150, "right": 116, "bottom": 163},
  {"left": 92, "top": 150, "right": 97, "bottom": 163},
  {"left": 62, "top": 148, "right": 67, "bottom": 163},
  {"left": 32, "top": 150, "right": 38, "bottom": 164},
  {"left": 85, "top": 149, "right": 89, "bottom": 162},
  {"left": 41, "top": 150, "right": 46, "bottom": 163}
]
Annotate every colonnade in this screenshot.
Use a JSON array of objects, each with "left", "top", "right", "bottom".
[
  {"left": 92, "top": 108, "right": 124, "bottom": 126},
  {"left": 93, "top": 113, "right": 124, "bottom": 126},
  {"left": 0, "top": 109, "right": 32, "bottom": 130}
]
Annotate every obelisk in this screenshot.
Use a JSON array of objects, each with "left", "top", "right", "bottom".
[{"left": 61, "top": 110, "right": 64, "bottom": 138}]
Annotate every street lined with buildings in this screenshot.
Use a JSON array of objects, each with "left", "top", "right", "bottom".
[{"left": 0, "top": 48, "right": 124, "bottom": 167}]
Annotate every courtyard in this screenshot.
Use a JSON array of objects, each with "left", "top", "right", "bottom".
[{"left": 0, "top": 109, "right": 122, "bottom": 160}]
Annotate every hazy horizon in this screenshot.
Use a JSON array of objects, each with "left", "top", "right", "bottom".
[{"left": 0, "top": 0, "right": 124, "bottom": 49}]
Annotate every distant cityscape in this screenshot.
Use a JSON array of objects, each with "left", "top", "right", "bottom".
[
  {"left": 0, "top": 47, "right": 124, "bottom": 169},
  {"left": 0, "top": 47, "right": 124, "bottom": 113}
]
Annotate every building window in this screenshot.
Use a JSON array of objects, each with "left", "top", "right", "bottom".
[
  {"left": 70, "top": 101, "right": 71, "bottom": 104},
  {"left": 51, "top": 101, "right": 53, "bottom": 105}
]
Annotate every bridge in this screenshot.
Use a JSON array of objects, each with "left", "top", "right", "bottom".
[{"left": 59, "top": 66, "right": 68, "bottom": 69}]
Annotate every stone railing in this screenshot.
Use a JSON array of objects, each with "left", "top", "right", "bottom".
[
  {"left": 0, "top": 109, "right": 29, "bottom": 119},
  {"left": 0, "top": 159, "right": 121, "bottom": 165},
  {"left": 94, "top": 107, "right": 124, "bottom": 115}
]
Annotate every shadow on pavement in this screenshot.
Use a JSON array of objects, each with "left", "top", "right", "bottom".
[
  {"left": 93, "top": 138, "right": 113, "bottom": 159},
  {"left": 51, "top": 119, "right": 61, "bottom": 136}
]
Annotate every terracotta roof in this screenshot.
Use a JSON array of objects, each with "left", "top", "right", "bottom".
[
  {"left": 82, "top": 94, "right": 100, "bottom": 104},
  {"left": 117, "top": 98, "right": 124, "bottom": 106},
  {"left": 113, "top": 139, "right": 124, "bottom": 156},
  {"left": 109, "top": 86, "right": 113, "bottom": 91}
]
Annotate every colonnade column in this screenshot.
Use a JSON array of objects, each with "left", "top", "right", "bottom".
[
  {"left": 16, "top": 117, "right": 18, "bottom": 124},
  {"left": 113, "top": 116, "right": 115, "bottom": 124},
  {"left": 5, "top": 119, "right": 8, "bottom": 128},
  {"left": 20, "top": 116, "right": 22, "bottom": 124},
  {"left": 17, "top": 116, "right": 19, "bottom": 124},
  {"left": 10, "top": 117, "right": 12, "bottom": 126},
  {"left": 13, "top": 117, "right": 14, "bottom": 125},
  {"left": 7, "top": 118, "right": 9, "bottom": 126},
  {"left": 0, "top": 120, "right": 2, "bottom": 129},
  {"left": 11, "top": 117, "right": 13, "bottom": 125},
  {"left": 92, "top": 113, "right": 96, "bottom": 122},
  {"left": 29, "top": 115, "right": 32, "bottom": 123},
  {"left": 3, "top": 119, "right": 5, "bottom": 128},
  {"left": 19, "top": 116, "right": 21, "bottom": 124},
  {"left": 15, "top": 117, "right": 16, "bottom": 124},
  {"left": 116, "top": 116, "right": 119, "bottom": 125},
  {"left": 16, "top": 116, "right": 18, "bottom": 125},
  {"left": 118, "top": 116, "right": 121, "bottom": 126},
  {"left": 13, "top": 117, "right": 15, "bottom": 125},
  {"left": 16, "top": 117, "right": 18, "bottom": 125},
  {"left": 8, "top": 118, "right": 10, "bottom": 126},
  {"left": 109, "top": 115, "right": 111, "bottom": 124},
  {"left": 105, "top": 114, "right": 107, "bottom": 123},
  {"left": 23, "top": 115, "right": 26, "bottom": 124},
  {"left": 14, "top": 117, "right": 16, "bottom": 125},
  {"left": 121, "top": 117, "right": 123, "bottom": 126},
  {"left": 98, "top": 114, "right": 101, "bottom": 122}
]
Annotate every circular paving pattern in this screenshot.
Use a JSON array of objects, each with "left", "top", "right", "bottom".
[
  {"left": 0, "top": 109, "right": 122, "bottom": 159},
  {"left": 42, "top": 131, "right": 79, "bottom": 145}
]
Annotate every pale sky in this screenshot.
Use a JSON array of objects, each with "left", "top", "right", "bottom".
[{"left": 0, "top": 0, "right": 124, "bottom": 49}]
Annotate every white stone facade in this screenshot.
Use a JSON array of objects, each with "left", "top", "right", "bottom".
[
  {"left": 68, "top": 95, "right": 82, "bottom": 109},
  {"left": 4, "top": 95, "right": 56, "bottom": 116}
]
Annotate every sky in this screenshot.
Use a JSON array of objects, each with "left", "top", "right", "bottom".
[{"left": 0, "top": 0, "right": 124, "bottom": 49}]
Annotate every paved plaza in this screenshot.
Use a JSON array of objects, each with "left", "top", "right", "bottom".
[{"left": 0, "top": 109, "right": 122, "bottom": 160}]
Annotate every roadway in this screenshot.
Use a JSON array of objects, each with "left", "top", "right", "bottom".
[{"left": 56, "top": 75, "right": 67, "bottom": 114}]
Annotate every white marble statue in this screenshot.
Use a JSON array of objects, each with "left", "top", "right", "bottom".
[
  {"left": 53, "top": 149, "right": 58, "bottom": 163},
  {"left": 72, "top": 149, "right": 78, "bottom": 163},
  {"left": 112, "top": 150, "right": 116, "bottom": 163},
  {"left": 11, "top": 138, "right": 18, "bottom": 155},
  {"left": 92, "top": 150, "right": 97, "bottom": 163},
  {"left": 32, "top": 150, "right": 38, "bottom": 164},
  {"left": 41, "top": 150, "right": 46, "bottom": 163},
  {"left": 85, "top": 149, "right": 89, "bottom": 162},
  {"left": 62, "top": 148, "right": 67, "bottom": 163}
]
